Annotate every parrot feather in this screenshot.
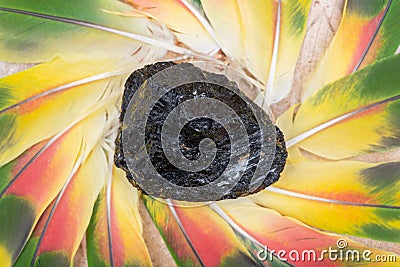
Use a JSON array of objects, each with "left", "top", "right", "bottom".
[
  {"left": 213, "top": 198, "right": 399, "bottom": 266},
  {"left": 252, "top": 158, "right": 400, "bottom": 242},
  {"left": 0, "top": 0, "right": 191, "bottom": 63},
  {"left": 303, "top": 0, "right": 400, "bottom": 99},
  {"left": 200, "top": 0, "right": 312, "bottom": 104},
  {"left": 0, "top": 107, "right": 108, "bottom": 265},
  {"left": 29, "top": 144, "right": 108, "bottom": 266},
  {"left": 0, "top": 59, "right": 130, "bottom": 167},
  {"left": 143, "top": 197, "right": 261, "bottom": 267},
  {"left": 86, "top": 166, "right": 152, "bottom": 267},
  {"left": 279, "top": 54, "right": 400, "bottom": 160},
  {"left": 123, "top": 0, "right": 220, "bottom": 54}
]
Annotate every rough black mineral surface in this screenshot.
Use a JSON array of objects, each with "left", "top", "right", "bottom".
[{"left": 114, "top": 62, "right": 287, "bottom": 200}]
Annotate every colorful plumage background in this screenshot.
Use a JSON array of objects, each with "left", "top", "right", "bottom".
[{"left": 0, "top": 0, "right": 399, "bottom": 266}]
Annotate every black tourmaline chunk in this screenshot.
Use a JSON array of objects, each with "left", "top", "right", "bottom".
[
  {"left": 114, "top": 62, "right": 287, "bottom": 200},
  {"left": 115, "top": 62, "right": 176, "bottom": 183}
]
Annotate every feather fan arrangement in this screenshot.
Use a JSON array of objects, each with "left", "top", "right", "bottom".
[{"left": 0, "top": 0, "right": 399, "bottom": 266}]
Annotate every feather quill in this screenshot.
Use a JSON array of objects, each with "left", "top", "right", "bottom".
[
  {"left": 0, "top": 0, "right": 180, "bottom": 63},
  {"left": 0, "top": 59, "right": 125, "bottom": 167},
  {"left": 143, "top": 197, "right": 260, "bottom": 267},
  {"left": 0, "top": 107, "right": 108, "bottom": 265},
  {"left": 201, "top": 0, "right": 312, "bottom": 104},
  {"left": 212, "top": 199, "right": 398, "bottom": 266},
  {"left": 302, "top": 0, "right": 400, "bottom": 99},
  {"left": 87, "top": 167, "right": 152, "bottom": 267},
  {"left": 279, "top": 54, "right": 400, "bottom": 160},
  {"left": 122, "top": 0, "right": 220, "bottom": 55}
]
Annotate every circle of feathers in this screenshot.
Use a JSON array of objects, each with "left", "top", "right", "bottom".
[{"left": 0, "top": 0, "right": 399, "bottom": 266}]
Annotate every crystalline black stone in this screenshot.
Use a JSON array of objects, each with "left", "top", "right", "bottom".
[
  {"left": 114, "top": 62, "right": 287, "bottom": 200},
  {"left": 115, "top": 61, "right": 176, "bottom": 183}
]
